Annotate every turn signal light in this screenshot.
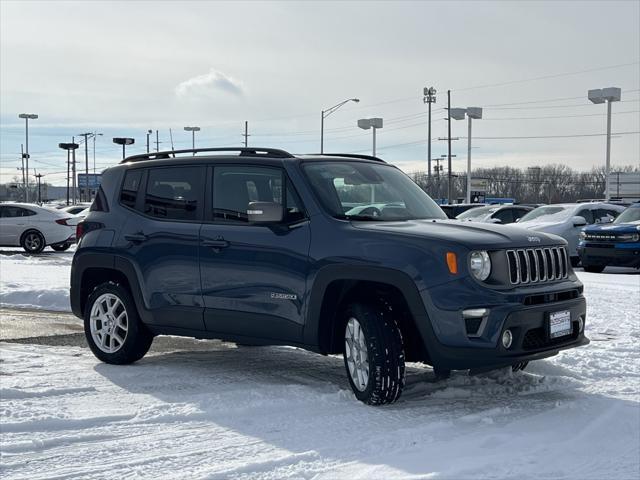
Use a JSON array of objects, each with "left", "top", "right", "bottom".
[{"left": 446, "top": 252, "right": 458, "bottom": 274}]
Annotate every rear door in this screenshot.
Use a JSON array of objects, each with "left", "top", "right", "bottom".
[
  {"left": 119, "top": 166, "right": 206, "bottom": 330},
  {"left": 199, "top": 164, "right": 311, "bottom": 343},
  {"left": 0, "top": 206, "right": 36, "bottom": 245}
]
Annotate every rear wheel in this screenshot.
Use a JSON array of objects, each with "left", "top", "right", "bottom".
[
  {"left": 342, "top": 301, "right": 405, "bottom": 405},
  {"left": 84, "top": 282, "right": 153, "bottom": 364},
  {"left": 51, "top": 243, "right": 71, "bottom": 252},
  {"left": 20, "top": 230, "right": 45, "bottom": 254},
  {"left": 583, "top": 265, "right": 605, "bottom": 273}
]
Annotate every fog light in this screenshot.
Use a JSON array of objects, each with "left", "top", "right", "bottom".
[
  {"left": 578, "top": 317, "right": 584, "bottom": 333},
  {"left": 502, "top": 329, "right": 513, "bottom": 349}
]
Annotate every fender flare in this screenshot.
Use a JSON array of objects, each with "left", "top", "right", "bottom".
[{"left": 303, "top": 264, "right": 433, "bottom": 351}]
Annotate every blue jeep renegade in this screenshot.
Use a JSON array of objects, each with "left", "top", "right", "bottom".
[{"left": 71, "top": 148, "right": 588, "bottom": 405}]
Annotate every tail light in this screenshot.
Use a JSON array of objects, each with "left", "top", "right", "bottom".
[
  {"left": 76, "top": 221, "right": 104, "bottom": 241},
  {"left": 55, "top": 218, "right": 72, "bottom": 226}
]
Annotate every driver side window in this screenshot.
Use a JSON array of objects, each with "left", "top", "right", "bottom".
[
  {"left": 577, "top": 209, "right": 595, "bottom": 224},
  {"left": 212, "top": 166, "right": 304, "bottom": 224}
]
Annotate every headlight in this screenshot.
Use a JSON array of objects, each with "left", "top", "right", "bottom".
[
  {"left": 469, "top": 251, "right": 491, "bottom": 281},
  {"left": 618, "top": 233, "right": 640, "bottom": 242},
  {"left": 579, "top": 231, "right": 586, "bottom": 240}
]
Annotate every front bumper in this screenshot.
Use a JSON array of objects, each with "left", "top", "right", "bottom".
[
  {"left": 416, "top": 278, "right": 588, "bottom": 371},
  {"left": 578, "top": 243, "right": 640, "bottom": 268}
]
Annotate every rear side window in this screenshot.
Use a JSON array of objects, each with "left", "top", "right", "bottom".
[
  {"left": 0, "top": 206, "right": 36, "bottom": 218},
  {"left": 493, "top": 209, "right": 513, "bottom": 224},
  {"left": 91, "top": 186, "right": 109, "bottom": 212},
  {"left": 120, "top": 170, "right": 142, "bottom": 209},
  {"left": 144, "top": 167, "right": 204, "bottom": 221}
]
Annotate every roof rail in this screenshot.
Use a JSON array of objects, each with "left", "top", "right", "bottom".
[
  {"left": 317, "top": 153, "right": 385, "bottom": 163},
  {"left": 121, "top": 147, "right": 295, "bottom": 163}
]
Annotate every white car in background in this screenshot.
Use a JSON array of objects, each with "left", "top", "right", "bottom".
[
  {"left": 0, "top": 203, "right": 76, "bottom": 253},
  {"left": 61, "top": 203, "right": 92, "bottom": 216},
  {"left": 517, "top": 202, "right": 625, "bottom": 265}
]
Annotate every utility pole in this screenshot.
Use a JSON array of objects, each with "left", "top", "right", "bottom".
[
  {"left": 155, "top": 130, "right": 160, "bottom": 152},
  {"left": 146, "top": 130, "right": 152, "bottom": 153},
  {"left": 423, "top": 87, "right": 436, "bottom": 181},
  {"left": 36, "top": 173, "right": 43, "bottom": 204},
  {"left": 447, "top": 90, "right": 452, "bottom": 204},
  {"left": 92, "top": 132, "right": 103, "bottom": 175},
  {"left": 242, "top": 121, "right": 249, "bottom": 147},
  {"left": 18, "top": 113, "right": 38, "bottom": 203}
]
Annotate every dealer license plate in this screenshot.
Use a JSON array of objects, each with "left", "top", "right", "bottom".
[{"left": 549, "top": 310, "right": 572, "bottom": 339}]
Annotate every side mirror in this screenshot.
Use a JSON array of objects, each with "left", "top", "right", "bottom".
[
  {"left": 247, "top": 201, "right": 283, "bottom": 223},
  {"left": 515, "top": 218, "right": 521, "bottom": 223},
  {"left": 572, "top": 215, "right": 587, "bottom": 227}
]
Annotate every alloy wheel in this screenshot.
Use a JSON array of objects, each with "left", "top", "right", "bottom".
[
  {"left": 90, "top": 293, "right": 128, "bottom": 353},
  {"left": 345, "top": 317, "right": 369, "bottom": 391}
]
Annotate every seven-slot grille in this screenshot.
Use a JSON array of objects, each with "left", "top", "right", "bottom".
[{"left": 506, "top": 246, "right": 568, "bottom": 285}]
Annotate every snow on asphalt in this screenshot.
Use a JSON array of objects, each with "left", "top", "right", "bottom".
[{"left": 1, "top": 251, "right": 639, "bottom": 479}]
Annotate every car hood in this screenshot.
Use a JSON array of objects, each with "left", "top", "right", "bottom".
[
  {"left": 583, "top": 223, "right": 640, "bottom": 234},
  {"left": 351, "top": 219, "right": 565, "bottom": 249}
]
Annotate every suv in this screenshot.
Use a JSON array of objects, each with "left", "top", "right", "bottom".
[{"left": 71, "top": 148, "right": 588, "bottom": 405}]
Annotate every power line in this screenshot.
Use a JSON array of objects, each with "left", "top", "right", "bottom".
[{"left": 453, "top": 61, "right": 640, "bottom": 92}]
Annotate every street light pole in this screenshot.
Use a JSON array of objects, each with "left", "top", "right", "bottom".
[
  {"left": 450, "top": 107, "right": 482, "bottom": 203},
  {"left": 184, "top": 126, "right": 201, "bottom": 154},
  {"left": 588, "top": 87, "right": 621, "bottom": 201},
  {"left": 18, "top": 113, "right": 38, "bottom": 202},
  {"left": 357, "top": 118, "right": 383, "bottom": 156},
  {"left": 113, "top": 137, "right": 135, "bottom": 160},
  {"left": 321, "top": 98, "right": 360, "bottom": 153},
  {"left": 146, "top": 130, "right": 152, "bottom": 153}
]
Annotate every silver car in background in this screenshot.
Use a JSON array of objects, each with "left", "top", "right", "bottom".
[{"left": 517, "top": 202, "right": 625, "bottom": 265}]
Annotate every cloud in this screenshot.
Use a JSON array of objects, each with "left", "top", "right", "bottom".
[{"left": 175, "top": 69, "right": 244, "bottom": 99}]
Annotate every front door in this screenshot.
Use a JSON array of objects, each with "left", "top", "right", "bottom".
[
  {"left": 119, "top": 166, "right": 206, "bottom": 330},
  {"left": 199, "top": 164, "right": 310, "bottom": 343}
]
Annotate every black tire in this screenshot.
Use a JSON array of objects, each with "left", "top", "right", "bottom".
[
  {"left": 512, "top": 361, "right": 529, "bottom": 372},
  {"left": 342, "top": 301, "right": 405, "bottom": 405},
  {"left": 84, "top": 282, "right": 153, "bottom": 364},
  {"left": 20, "top": 230, "right": 45, "bottom": 254},
  {"left": 583, "top": 265, "right": 605, "bottom": 273},
  {"left": 51, "top": 243, "right": 71, "bottom": 252},
  {"left": 570, "top": 256, "right": 580, "bottom": 268}
]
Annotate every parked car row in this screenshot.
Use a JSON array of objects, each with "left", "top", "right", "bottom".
[
  {"left": 450, "top": 200, "right": 635, "bottom": 271},
  {"left": 0, "top": 202, "right": 86, "bottom": 253}
]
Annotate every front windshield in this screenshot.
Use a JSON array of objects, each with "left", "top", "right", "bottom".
[
  {"left": 519, "top": 205, "right": 574, "bottom": 223},
  {"left": 302, "top": 161, "right": 447, "bottom": 221},
  {"left": 614, "top": 207, "right": 640, "bottom": 224},
  {"left": 456, "top": 205, "right": 499, "bottom": 220}
]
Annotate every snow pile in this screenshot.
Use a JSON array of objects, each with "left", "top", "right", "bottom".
[{"left": 0, "top": 250, "right": 73, "bottom": 311}]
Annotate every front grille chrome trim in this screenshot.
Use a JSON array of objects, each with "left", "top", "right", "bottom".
[{"left": 506, "top": 246, "right": 568, "bottom": 285}]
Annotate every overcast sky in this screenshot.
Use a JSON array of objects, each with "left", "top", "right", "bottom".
[{"left": 1, "top": 0, "right": 639, "bottom": 185}]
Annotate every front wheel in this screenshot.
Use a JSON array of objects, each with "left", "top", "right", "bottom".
[
  {"left": 84, "top": 282, "right": 153, "bottom": 364},
  {"left": 342, "top": 302, "right": 405, "bottom": 405},
  {"left": 583, "top": 265, "right": 605, "bottom": 273},
  {"left": 21, "top": 230, "right": 45, "bottom": 254}
]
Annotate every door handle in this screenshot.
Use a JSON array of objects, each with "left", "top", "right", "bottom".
[
  {"left": 124, "top": 233, "right": 148, "bottom": 243},
  {"left": 202, "top": 239, "right": 229, "bottom": 249}
]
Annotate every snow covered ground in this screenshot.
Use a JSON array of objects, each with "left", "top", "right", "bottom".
[{"left": 1, "top": 250, "right": 639, "bottom": 479}]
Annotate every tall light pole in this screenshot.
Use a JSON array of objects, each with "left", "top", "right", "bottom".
[
  {"left": 588, "top": 87, "right": 621, "bottom": 201},
  {"left": 451, "top": 107, "right": 483, "bottom": 203},
  {"left": 423, "top": 87, "right": 436, "bottom": 180},
  {"left": 357, "top": 118, "right": 384, "bottom": 156},
  {"left": 146, "top": 129, "right": 152, "bottom": 153},
  {"left": 184, "top": 126, "right": 200, "bottom": 154},
  {"left": 321, "top": 98, "right": 359, "bottom": 153},
  {"left": 59, "top": 142, "right": 79, "bottom": 206},
  {"left": 18, "top": 113, "right": 38, "bottom": 203},
  {"left": 113, "top": 137, "right": 135, "bottom": 160}
]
